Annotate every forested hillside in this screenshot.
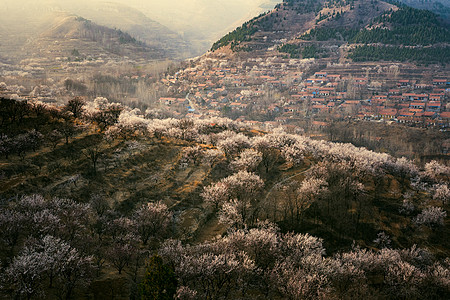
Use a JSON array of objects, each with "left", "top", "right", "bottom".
[
  {"left": 301, "top": 5, "right": 450, "bottom": 63},
  {"left": 1, "top": 96, "right": 449, "bottom": 299},
  {"left": 211, "top": 0, "right": 450, "bottom": 64}
]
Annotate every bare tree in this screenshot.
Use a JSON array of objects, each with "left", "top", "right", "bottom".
[
  {"left": 65, "top": 97, "right": 85, "bottom": 119},
  {"left": 84, "top": 146, "right": 103, "bottom": 174}
]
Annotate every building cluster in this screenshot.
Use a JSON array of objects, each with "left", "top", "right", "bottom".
[{"left": 158, "top": 56, "right": 449, "bottom": 130}]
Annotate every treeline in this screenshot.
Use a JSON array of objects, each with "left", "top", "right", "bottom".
[
  {"left": 278, "top": 43, "right": 322, "bottom": 59},
  {"left": 301, "top": 6, "right": 449, "bottom": 46},
  {"left": 278, "top": 44, "right": 302, "bottom": 58},
  {"left": 211, "top": 18, "right": 260, "bottom": 51},
  {"left": 301, "top": 27, "right": 360, "bottom": 41},
  {"left": 302, "top": 25, "right": 449, "bottom": 45},
  {"left": 76, "top": 16, "right": 149, "bottom": 52},
  {"left": 375, "top": 6, "right": 440, "bottom": 26},
  {"left": 319, "top": 120, "right": 448, "bottom": 161},
  {"left": 348, "top": 45, "right": 450, "bottom": 64},
  {"left": 211, "top": 0, "right": 324, "bottom": 51},
  {"left": 352, "top": 25, "right": 450, "bottom": 46},
  {"left": 0, "top": 97, "right": 123, "bottom": 161}
]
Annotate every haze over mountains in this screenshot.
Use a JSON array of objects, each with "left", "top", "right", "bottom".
[
  {"left": 110, "top": 0, "right": 281, "bottom": 51},
  {"left": 0, "top": 0, "right": 281, "bottom": 62}
]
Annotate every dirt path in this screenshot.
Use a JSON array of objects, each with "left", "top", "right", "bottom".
[{"left": 193, "top": 215, "right": 227, "bottom": 243}]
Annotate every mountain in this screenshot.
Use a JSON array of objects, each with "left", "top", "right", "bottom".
[
  {"left": 0, "top": 0, "right": 283, "bottom": 59},
  {"left": 44, "top": 0, "right": 195, "bottom": 59},
  {"left": 111, "top": 0, "right": 282, "bottom": 53},
  {"left": 211, "top": 0, "right": 450, "bottom": 64},
  {"left": 0, "top": 0, "right": 194, "bottom": 60},
  {"left": 20, "top": 13, "right": 167, "bottom": 62}
]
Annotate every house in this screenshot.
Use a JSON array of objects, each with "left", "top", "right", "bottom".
[
  {"left": 311, "top": 104, "right": 328, "bottom": 113},
  {"left": 397, "top": 80, "right": 411, "bottom": 87},
  {"left": 230, "top": 102, "right": 247, "bottom": 110},
  {"left": 389, "top": 89, "right": 401, "bottom": 95},
  {"left": 430, "top": 93, "right": 444, "bottom": 100},
  {"left": 403, "top": 93, "right": 428, "bottom": 101},
  {"left": 318, "top": 87, "right": 335, "bottom": 96},
  {"left": 440, "top": 112, "right": 450, "bottom": 119},
  {"left": 438, "top": 112, "right": 450, "bottom": 127},
  {"left": 378, "top": 109, "right": 398, "bottom": 119},
  {"left": 415, "top": 94, "right": 429, "bottom": 101},
  {"left": 159, "top": 97, "right": 176, "bottom": 105},
  {"left": 410, "top": 102, "right": 425, "bottom": 110},
  {"left": 415, "top": 84, "right": 432, "bottom": 90},
  {"left": 372, "top": 95, "right": 387, "bottom": 105},
  {"left": 306, "top": 78, "right": 327, "bottom": 85},
  {"left": 314, "top": 72, "right": 328, "bottom": 78},
  {"left": 433, "top": 79, "right": 447, "bottom": 86},
  {"left": 343, "top": 100, "right": 361, "bottom": 105},
  {"left": 423, "top": 111, "right": 436, "bottom": 118},
  {"left": 410, "top": 108, "right": 424, "bottom": 115},
  {"left": 427, "top": 101, "right": 441, "bottom": 112},
  {"left": 312, "top": 121, "right": 328, "bottom": 129},
  {"left": 398, "top": 116, "right": 414, "bottom": 123},
  {"left": 399, "top": 111, "right": 415, "bottom": 117}
]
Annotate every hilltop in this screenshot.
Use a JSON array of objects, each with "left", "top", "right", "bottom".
[
  {"left": 23, "top": 14, "right": 164, "bottom": 61},
  {"left": 51, "top": 1, "right": 195, "bottom": 59}
]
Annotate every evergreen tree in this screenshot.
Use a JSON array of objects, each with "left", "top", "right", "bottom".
[{"left": 140, "top": 255, "right": 177, "bottom": 300}]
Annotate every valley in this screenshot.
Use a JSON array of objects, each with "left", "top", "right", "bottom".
[{"left": 0, "top": 0, "right": 449, "bottom": 299}]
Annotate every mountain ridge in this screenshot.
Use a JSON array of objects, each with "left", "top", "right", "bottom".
[{"left": 210, "top": 0, "right": 449, "bottom": 64}]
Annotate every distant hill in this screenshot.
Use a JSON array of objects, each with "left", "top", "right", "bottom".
[
  {"left": 111, "top": 0, "right": 282, "bottom": 54},
  {"left": 0, "top": 0, "right": 283, "bottom": 59},
  {"left": 211, "top": 0, "right": 450, "bottom": 64},
  {"left": 45, "top": 0, "right": 195, "bottom": 59},
  {"left": 19, "top": 13, "right": 167, "bottom": 63},
  {"left": 0, "top": 0, "right": 194, "bottom": 61}
]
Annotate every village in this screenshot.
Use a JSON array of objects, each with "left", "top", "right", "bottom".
[
  {"left": 158, "top": 55, "right": 450, "bottom": 131},
  {"left": 1, "top": 51, "right": 448, "bottom": 134}
]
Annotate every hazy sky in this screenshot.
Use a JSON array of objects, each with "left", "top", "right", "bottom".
[{"left": 0, "top": 0, "right": 279, "bottom": 34}]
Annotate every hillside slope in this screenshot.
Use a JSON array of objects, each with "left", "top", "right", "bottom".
[
  {"left": 211, "top": 0, "right": 450, "bottom": 64},
  {"left": 0, "top": 97, "right": 449, "bottom": 298}
]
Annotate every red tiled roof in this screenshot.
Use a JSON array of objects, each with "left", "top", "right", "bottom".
[{"left": 440, "top": 112, "right": 450, "bottom": 119}]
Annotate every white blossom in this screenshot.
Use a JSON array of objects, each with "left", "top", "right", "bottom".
[{"left": 414, "top": 207, "right": 447, "bottom": 227}]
